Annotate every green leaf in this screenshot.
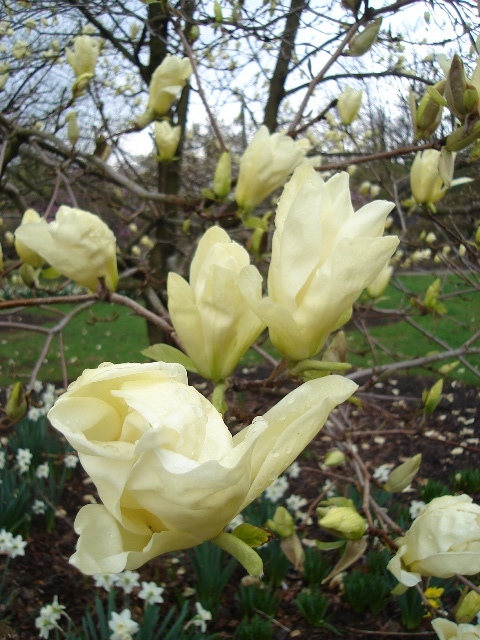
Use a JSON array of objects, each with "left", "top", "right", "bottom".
[
  {"left": 232, "top": 523, "right": 272, "bottom": 547},
  {"left": 321, "top": 538, "right": 368, "bottom": 583},
  {"left": 141, "top": 344, "right": 198, "bottom": 372}
]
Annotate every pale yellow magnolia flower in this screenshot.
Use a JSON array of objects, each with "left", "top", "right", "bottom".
[
  {"left": 410, "top": 149, "right": 447, "bottom": 205},
  {"left": 387, "top": 495, "right": 480, "bottom": 587},
  {"left": 240, "top": 165, "right": 398, "bottom": 362},
  {"left": 65, "top": 35, "right": 99, "bottom": 96},
  {"left": 337, "top": 86, "right": 362, "bottom": 125},
  {"left": 66, "top": 35, "right": 99, "bottom": 77},
  {"left": 14, "top": 209, "right": 46, "bottom": 268},
  {"left": 167, "top": 226, "right": 265, "bottom": 381},
  {"left": 235, "top": 126, "right": 311, "bottom": 212},
  {"left": 432, "top": 619, "right": 480, "bottom": 640},
  {"left": 154, "top": 120, "right": 181, "bottom": 161},
  {"left": 14, "top": 206, "right": 118, "bottom": 291},
  {"left": 147, "top": 55, "right": 192, "bottom": 117},
  {"left": 47, "top": 361, "right": 357, "bottom": 574}
]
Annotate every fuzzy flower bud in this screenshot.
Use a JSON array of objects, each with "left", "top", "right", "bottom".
[
  {"left": 317, "top": 505, "right": 367, "bottom": 540},
  {"left": 346, "top": 18, "right": 382, "bottom": 57},
  {"left": 337, "top": 86, "right": 362, "bottom": 125},
  {"left": 213, "top": 151, "right": 232, "bottom": 199}
]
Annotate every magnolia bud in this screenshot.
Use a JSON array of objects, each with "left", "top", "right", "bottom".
[
  {"left": 422, "top": 378, "right": 443, "bottom": 414},
  {"left": 6, "top": 382, "right": 27, "bottom": 422},
  {"left": 445, "top": 54, "right": 473, "bottom": 121},
  {"left": 19, "top": 263, "right": 37, "bottom": 287},
  {"left": 317, "top": 506, "right": 367, "bottom": 540},
  {"left": 360, "top": 180, "right": 371, "bottom": 195},
  {"left": 412, "top": 80, "right": 446, "bottom": 140},
  {"left": 455, "top": 590, "right": 480, "bottom": 624},
  {"left": 213, "top": 151, "right": 232, "bottom": 199},
  {"left": 366, "top": 264, "right": 393, "bottom": 298},
  {"left": 346, "top": 18, "right": 382, "bottom": 57},
  {"left": 384, "top": 454, "right": 421, "bottom": 493},
  {"left": 446, "top": 120, "right": 480, "bottom": 152},
  {"left": 65, "top": 111, "right": 79, "bottom": 146},
  {"left": 324, "top": 449, "right": 346, "bottom": 467}
]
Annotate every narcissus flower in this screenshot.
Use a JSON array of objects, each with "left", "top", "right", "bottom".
[
  {"left": 235, "top": 126, "right": 310, "bottom": 212},
  {"left": 240, "top": 165, "right": 398, "bottom": 362},
  {"left": 47, "top": 361, "right": 357, "bottom": 574},
  {"left": 167, "top": 226, "right": 265, "bottom": 381},
  {"left": 14, "top": 206, "right": 118, "bottom": 291}
]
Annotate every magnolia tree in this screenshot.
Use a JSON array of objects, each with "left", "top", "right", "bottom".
[{"left": 1, "top": 0, "right": 480, "bottom": 637}]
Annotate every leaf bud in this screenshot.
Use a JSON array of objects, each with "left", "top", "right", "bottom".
[
  {"left": 384, "top": 454, "right": 422, "bottom": 493},
  {"left": 317, "top": 506, "right": 367, "bottom": 540},
  {"left": 324, "top": 449, "right": 346, "bottom": 467},
  {"left": 422, "top": 378, "right": 443, "bottom": 414},
  {"left": 6, "top": 382, "right": 27, "bottom": 422},
  {"left": 266, "top": 506, "right": 295, "bottom": 538},
  {"left": 213, "top": 151, "right": 232, "bottom": 199},
  {"left": 346, "top": 18, "right": 382, "bottom": 57},
  {"left": 455, "top": 590, "right": 480, "bottom": 624}
]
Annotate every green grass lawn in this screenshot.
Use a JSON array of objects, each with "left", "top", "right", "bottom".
[
  {"left": 1, "top": 273, "right": 479, "bottom": 388},
  {"left": 348, "top": 272, "right": 480, "bottom": 384},
  {"left": 1, "top": 302, "right": 149, "bottom": 387}
]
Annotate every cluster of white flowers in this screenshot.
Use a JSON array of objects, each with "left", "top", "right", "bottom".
[
  {"left": 0, "top": 449, "right": 5, "bottom": 470},
  {"left": 94, "top": 570, "right": 140, "bottom": 593},
  {"left": 35, "top": 596, "right": 66, "bottom": 639},
  {"left": 409, "top": 499, "right": 426, "bottom": 520},
  {"left": 16, "top": 447, "right": 32, "bottom": 474},
  {"left": 285, "top": 493, "right": 309, "bottom": 520},
  {"left": 0, "top": 528, "right": 27, "bottom": 558},
  {"left": 265, "top": 475, "right": 289, "bottom": 502},
  {"left": 28, "top": 382, "right": 57, "bottom": 422},
  {"left": 93, "top": 571, "right": 165, "bottom": 607}
]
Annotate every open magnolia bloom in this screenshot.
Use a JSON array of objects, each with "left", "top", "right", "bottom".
[
  {"left": 47, "top": 361, "right": 356, "bottom": 574},
  {"left": 167, "top": 226, "right": 265, "bottom": 381},
  {"left": 234, "top": 126, "right": 311, "bottom": 212},
  {"left": 14, "top": 206, "right": 118, "bottom": 291},
  {"left": 387, "top": 495, "right": 480, "bottom": 587},
  {"left": 137, "top": 55, "right": 192, "bottom": 128},
  {"left": 240, "top": 165, "right": 399, "bottom": 362}
]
